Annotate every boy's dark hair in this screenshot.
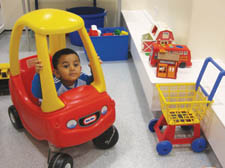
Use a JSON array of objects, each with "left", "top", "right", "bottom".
[{"left": 52, "top": 48, "right": 80, "bottom": 69}]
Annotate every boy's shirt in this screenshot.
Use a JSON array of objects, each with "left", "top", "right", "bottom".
[{"left": 32, "top": 72, "right": 93, "bottom": 99}]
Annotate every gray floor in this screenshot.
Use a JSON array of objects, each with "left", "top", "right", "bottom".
[{"left": 0, "top": 31, "right": 222, "bottom": 168}]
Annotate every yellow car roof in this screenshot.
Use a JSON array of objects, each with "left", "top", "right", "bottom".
[{"left": 17, "top": 8, "right": 84, "bottom": 35}]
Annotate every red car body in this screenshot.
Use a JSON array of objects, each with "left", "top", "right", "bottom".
[{"left": 9, "top": 55, "right": 115, "bottom": 148}]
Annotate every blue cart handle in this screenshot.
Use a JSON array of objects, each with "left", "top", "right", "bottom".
[{"left": 195, "top": 57, "right": 225, "bottom": 101}]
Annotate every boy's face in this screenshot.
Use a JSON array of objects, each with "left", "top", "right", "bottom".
[{"left": 54, "top": 53, "right": 81, "bottom": 86}]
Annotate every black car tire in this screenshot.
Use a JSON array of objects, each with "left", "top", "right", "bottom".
[
  {"left": 93, "top": 125, "right": 119, "bottom": 149},
  {"left": 48, "top": 153, "right": 73, "bottom": 168},
  {"left": 8, "top": 105, "right": 23, "bottom": 130}
]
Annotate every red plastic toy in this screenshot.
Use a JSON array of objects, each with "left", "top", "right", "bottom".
[
  {"left": 149, "top": 43, "right": 192, "bottom": 68},
  {"left": 156, "top": 61, "right": 178, "bottom": 79},
  {"left": 8, "top": 9, "right": 119, "bottom": 168}
]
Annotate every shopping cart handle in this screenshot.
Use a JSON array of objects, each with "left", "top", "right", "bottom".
[{"left": 196, "top": 57, "right": 225, "bottom": 101}]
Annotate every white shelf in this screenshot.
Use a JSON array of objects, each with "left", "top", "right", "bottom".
[{"left": 122, "top": 10, "right": 225, "bottom": 167}]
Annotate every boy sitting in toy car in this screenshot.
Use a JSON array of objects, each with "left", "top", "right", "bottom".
[{"left": 32, "top": 48, "right": 94, "bottom": 98}]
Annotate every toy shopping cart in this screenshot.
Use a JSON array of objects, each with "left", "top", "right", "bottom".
[{"left": 149, "top": 57, "right": 225, "bottom": 155}]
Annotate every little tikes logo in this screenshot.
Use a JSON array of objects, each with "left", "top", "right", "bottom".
[{"left": 84, "top": 115, "right": 97, "bottom": 125}]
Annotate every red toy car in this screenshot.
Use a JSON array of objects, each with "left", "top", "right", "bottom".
[{"left": 8, "top": 9, "right": 119, "bottom": 168}]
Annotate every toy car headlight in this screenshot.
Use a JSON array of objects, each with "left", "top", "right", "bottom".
[
  {"left": 101, "top": 106, "right": 108, "bottom": 115},
  {"left": 66, "top": 120, "right": 77, "bottom": 129}
]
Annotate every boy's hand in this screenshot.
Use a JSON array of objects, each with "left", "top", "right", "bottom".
[
  {"left": 98, "top": 56, "right": 103, "bottom": 64},
  {"left": 88, "top": 56, "right": 102, "bottom": 67},
  {"left": 34, "top": 58, "right": 43, "bottom": 74}
]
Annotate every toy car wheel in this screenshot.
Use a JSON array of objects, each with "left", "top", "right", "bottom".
[
  {"left": 93, "top": 125, "right": 119, "bottom": 149},
  {"left": 48, "top": 153, "right": 73, "bottom": 168},
  {"left": 8, "top": 105, "right": 23, "bottom": 130},
  {"left": 156, "top": 140, "right": 173, "bottom": 156},
  {"left": 179, "top": 62, "right": 186, "bottom": 68},
  {"left": 191, "top": 137, "right": 207, "bottom": 153},
  {"left": 180, "top": 125, "right": 193, "bottom": 131},
  {"left": 148, "top": 119, "right": 162, "bottom": 132}
]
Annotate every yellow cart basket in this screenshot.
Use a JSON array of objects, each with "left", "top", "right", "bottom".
[{"left": 156, "top": 83, "right": 212, "bottom": 125}]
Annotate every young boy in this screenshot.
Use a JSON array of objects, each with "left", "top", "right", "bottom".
[{"left": 32, "top": 48, "right": 94, "bottom": 98}]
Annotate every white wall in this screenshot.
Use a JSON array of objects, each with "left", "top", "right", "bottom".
[
  {"left": 0, "top": 1, "right": 4, "bottom": 33},
  {"left": 36, "top": 0, "right": 119, "bottom": 27},
  {"left": 0, "top": 0, "right": 119, "bottom": 29},
  {"left": 0, "top": 0, "right": 24, "bottom": 30},
  {"left": 187, "top": 0, "right": 225, "bottom": 63},
  {"left": 122, "top": 0, "right": 225, "bottom": 63},
  {"left": 1, "top": 0, "right": 224, "bottom": 63},
  {"left": 122, "top": 0, "right": 192, "bottom": 45}
]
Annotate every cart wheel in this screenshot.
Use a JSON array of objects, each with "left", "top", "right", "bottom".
[
  {"left": 180, "top": 125, "right": 193, "bottom": 131},
  {"left": 191, "top": 137, "right": 207, "bottom": 153},
  {"left": 8, "top": 105, "right": 23, "bottom": 130},
  {"left": 93, "top": 125, "right": 119, "bottom": 149},
  {"left": 48, "top": 153, "right": 73, "bottom": 168},
  {"left": 156, "top": 140, "right": 173, "bottom": 156},
  {"left": 148, "top": 119, "right": 162, "bottom": 132}
]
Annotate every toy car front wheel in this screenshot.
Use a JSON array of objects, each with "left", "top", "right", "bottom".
[
  {"left": 48, "top": 153, "right": 73, "bottom": 168},
  {"left": 93, "top": 125, "right": 119, "bottom": 149},
  {"left": 191, "top": 137, "right": 207, "bottom": 153},
  {"left": 156, "top": 140, "right": 173, "bottom": 156},
  {"left": 8, "top": 105, "right": 23, "bottom": 130}
]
